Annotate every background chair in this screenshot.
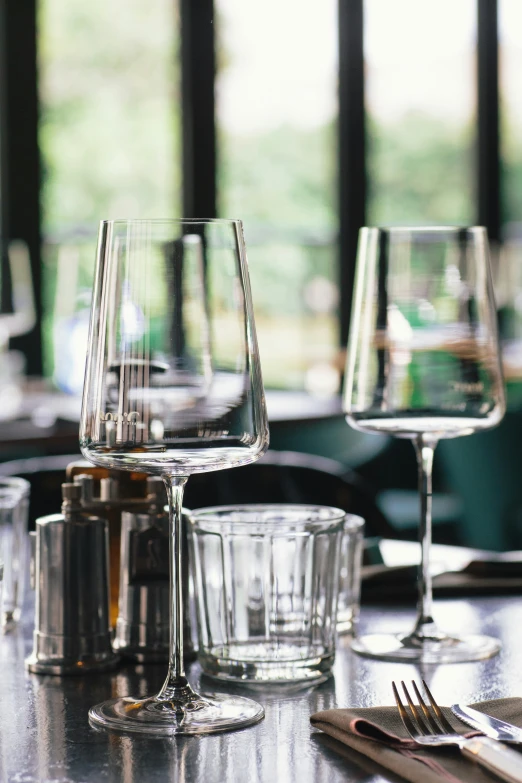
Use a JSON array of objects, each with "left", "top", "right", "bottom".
[
  {"left": 184, "top": 449, "right": 396, "bottom": 539},
  {"left": 0, "top": 449, "right": 395, "bottom": 539}
]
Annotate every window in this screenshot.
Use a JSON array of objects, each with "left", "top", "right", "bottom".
[
  {"left": 499, "top": 0, "right": 522, "bottom": 230},
  {"left": 365, "top": 0, "right": 476, "bottom": 226},
  {"left": 497, "top": 0, "right": 522, "bottom": 348},
  {"left": 215, "top": 0, "right": 339, "bottom": 393},
  {"left": 38, "top": 0, "right": 182, "bottom": 380},
  {"left": 0, "top": 1, "right": 509, "bottom": 395}
]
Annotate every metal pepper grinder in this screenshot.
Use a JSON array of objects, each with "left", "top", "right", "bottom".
[
  {"left": 112, "top": 477, "right": 196, "bottom": 662},
  {"left": 26, "top": 484, "right": 120, "bottom": 675}
]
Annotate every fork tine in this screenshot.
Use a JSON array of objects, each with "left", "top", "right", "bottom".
[
  {"left": 421, "top": 679, "right": 455, "bottom": 733},
  {"left": 400, "top": 681, "right": 430, "bottom": 734},
  {"left": 411, "top": 681, "right": 444, "bottom": 734},
  {"left": 392, "top": 681, "right": 418, "bottom": 739}
]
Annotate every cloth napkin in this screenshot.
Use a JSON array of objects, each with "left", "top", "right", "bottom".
[
  {"left": 361, "top": 557, "right": 522, "bottom": 602},
  {"left": 311, "top": 697, "right": 522, "bottom": 783}
]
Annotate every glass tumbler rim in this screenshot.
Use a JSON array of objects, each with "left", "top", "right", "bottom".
[
  {"left": 189, "top": 503, "right": 347, "bottom": 535},
  {"left": 0, "top": 488, "right": 24, "bottom": 509},
  {"left": 342, "top": 512, "right": 365, "bottom": 532},
  {"left": 0, "top": 476, "right": 30, "bottom": 498},
  {"left": 99, "top": 217, "right": 243, "bottom": 228}
]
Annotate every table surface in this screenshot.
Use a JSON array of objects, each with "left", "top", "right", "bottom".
[{"left": 2, "top": 591, "right": 522, "bottom": 783}]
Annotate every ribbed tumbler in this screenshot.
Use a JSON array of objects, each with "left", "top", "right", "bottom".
[
  {"left": 0, "top": 476, "right": 30, "bottom": 629},
  {"left": 336, "top": 514, "right": 364, "bottom": 635},
  {"left": 190, "top": 504, "right": 344, "bottom": 685}
]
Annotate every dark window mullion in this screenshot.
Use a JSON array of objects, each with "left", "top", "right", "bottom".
[
  {"left": 477, "top": 0, "right": 500, "bottom": 242},
  {"left": 338, "top": 0, "right": 366, "bottom": 347},
  {"left": 0, "top": 3, "right": 7, "bottom": 239},
  {"left": 180, "top": 0, "right": 216, "bottom": 219},
  {"left": 0, "top": 0, "right": 42, "bottom": 375}
]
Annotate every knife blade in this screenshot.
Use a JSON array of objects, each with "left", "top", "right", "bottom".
[{"left": 451, "top": 704, "right": 522, "bottom": 745}]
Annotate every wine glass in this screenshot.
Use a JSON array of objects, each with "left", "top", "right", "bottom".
[
  {"left": 344, "top": 226, "right": 506, "bottom": 663},
  {"left": 0, "top": 239, "right": 36, "bottom": 421},
  {"left": 80, "top": 219, "right": 269, "bottom": 733}
]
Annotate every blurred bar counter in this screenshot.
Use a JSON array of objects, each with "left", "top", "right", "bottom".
[{"left": 0, "top": 384, "right": 390, "bottom": 470}]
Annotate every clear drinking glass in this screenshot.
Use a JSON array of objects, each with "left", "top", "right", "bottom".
[
  {"left": 190, "top": 504, "right": 344, "bottom": 685},
  {"left": 80, "top": 219, "right": 269, "bottom": 733},
  {"left": 0, "top": 240, "right": 36, "bottom": 421},
  {"left": 0, "top": 476, "right": 31, "bottom": 629},
  {"left": 344, "top": 226, "right": 505, "bottom": 663},
  {"left": 336, "top": 514, "right": 364, "bottom": 635}
]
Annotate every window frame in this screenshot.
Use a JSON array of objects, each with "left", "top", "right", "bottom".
[{"left": 0, "top": 0, "right": 501, "bottom": 381}]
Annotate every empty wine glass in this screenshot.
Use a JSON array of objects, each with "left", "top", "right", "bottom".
[
  {"left": 80, "top": 219, "right": 269, "bottom": 733},
  {"left": 0, "top": 239, "right": 36, "bottom": 420},
  {"left": 344, "top": 226, "right": 505, "bottom": 663}
]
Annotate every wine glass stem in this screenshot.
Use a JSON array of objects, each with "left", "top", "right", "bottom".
[
  {"left": 412, "top": 435, "right": 438, "bottom": 637},
  {"left": 158, "top": 474, "right": 194, "bottom": 700}
]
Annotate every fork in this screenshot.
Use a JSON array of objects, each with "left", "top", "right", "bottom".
[{"left": 392, "top": 680, "right": 522, "bottom": 783}]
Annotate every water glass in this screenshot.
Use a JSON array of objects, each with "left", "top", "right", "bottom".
[
  {"left": 189, "top": 504, "right": 344, "bottom": 685},
  {"left": 337, "top": 514, "right": 364, "bottom": 635},
  {"left": 0, "top": 477, "right": 30, "bottom": 628}
]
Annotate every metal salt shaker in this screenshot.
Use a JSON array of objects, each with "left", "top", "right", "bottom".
[{"left": 26, "top": 483, "right": 119, "bottom": 675}]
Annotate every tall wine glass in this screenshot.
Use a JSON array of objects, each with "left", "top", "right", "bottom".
[
  {"left": 344, "top": 226, "right": 505, "bottom": 663},
  {"left": 80, "top": 219, "right": 269, "bottom": 733}
]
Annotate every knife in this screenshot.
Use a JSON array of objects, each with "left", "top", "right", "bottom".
[{"left": 451, "top": 704, "right": 522, "bottom": 745}]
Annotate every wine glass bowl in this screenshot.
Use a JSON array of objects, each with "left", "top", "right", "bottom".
[
  {"left": 344, "top": 226, "right": 505, "bottom": 663},
  {"left": 80, "top": 219, "right": 269, "bottom": 733},
  {"left": 81, "top": 220, "right": 267, "bottom": 476}
]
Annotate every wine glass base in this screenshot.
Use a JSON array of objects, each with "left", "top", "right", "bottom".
[
  {"left": 88, "top": 693, "right": 265, "bottom": 735},
  {"left": 351, "top": 632, "right": 501, "bottom": 664}
]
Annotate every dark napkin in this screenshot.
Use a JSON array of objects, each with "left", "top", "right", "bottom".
[
  {"left": 361, "top": 556, "right": 522, "bottom": 602},
  {"left": 311, "top": 697, "right": 522, "bottom": 783}
]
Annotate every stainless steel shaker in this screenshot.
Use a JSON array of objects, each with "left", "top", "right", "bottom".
[
  {"left": 26, "top": 483, "right": 119, "bottom": 675},
  {"left": 113, "top": 477, "right": 195, "bottom": 662}
]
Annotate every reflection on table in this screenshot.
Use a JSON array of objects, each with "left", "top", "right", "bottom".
[{"left": 2, "top": 588, "right": 522, "bottom": 783}]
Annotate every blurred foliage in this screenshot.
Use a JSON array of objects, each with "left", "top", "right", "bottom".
[
  {"left": 39, "top": 0, "right": 181, "bottom": 235},
  {"left": 217, "top": 121, "right": 340, "bottom": 388},
  {"left": 501, "top": 106, "right": 522, "bottom": 226},
  {"left": 218, "top": 122, "right": 337, "bottom": 239},
  {"left": 218, "top": 111, "right": 476, "bottom": 242},
  {"left": 245, "top": 243, "right": 336, "bottom": 316},
  {"left": 39, "top": 2, "right": 522, "bottom": 390},
  {"left": 367, "top": 111, "right": 475, "bottom": 226}
]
